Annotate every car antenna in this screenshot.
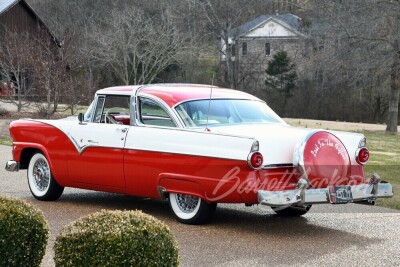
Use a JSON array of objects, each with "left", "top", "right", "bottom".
[{"left": 205, "top": 75, "right": 215, "bottom": 132}]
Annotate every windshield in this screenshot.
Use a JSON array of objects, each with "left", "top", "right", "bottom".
[{"left": 175, "top": 99, "right": 284, "bottom": 127}]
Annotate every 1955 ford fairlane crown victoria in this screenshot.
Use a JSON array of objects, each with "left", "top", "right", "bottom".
[{"left": 5, "top": 84, "right": 394, "bottom": 224}]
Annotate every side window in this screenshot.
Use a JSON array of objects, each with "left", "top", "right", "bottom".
[
  {"left": 139, "top": 98, "right": 176, "bottom": 127},
  {"left": 93, "top": 95, "right": 130, "bottom": 124}
]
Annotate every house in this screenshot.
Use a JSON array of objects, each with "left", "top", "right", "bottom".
[
  {"left": 220, "top": 13, "right": 310, "bottom": 88},
  {"left": 0, "top": 0, "right": 55, "bottom": 39},
  {"left": 0, "top": 0, "right": 57, "bottom": 96}
]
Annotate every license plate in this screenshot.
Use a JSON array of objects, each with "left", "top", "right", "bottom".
[{"left": 328, "top": 186, "right": 353, "bottom": 204}]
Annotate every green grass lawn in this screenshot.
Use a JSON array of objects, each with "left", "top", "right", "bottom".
[
  {"left": 0, "top": 138, "right": 11, "bottom": 146},
  {"left": 363, "top": 132, "right": 400, "bottom": 210}
]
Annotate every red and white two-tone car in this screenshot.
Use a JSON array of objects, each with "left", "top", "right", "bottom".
[{"left": 5, "top": 84, "right": 393, "bottom": 224}]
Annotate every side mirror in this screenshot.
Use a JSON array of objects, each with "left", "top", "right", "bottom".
[{"left": 78, "top": 113, "right": 84, "bottom": 124}]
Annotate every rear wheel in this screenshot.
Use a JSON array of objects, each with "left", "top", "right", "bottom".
[
  {"left": 27, "top": 153, "right": 64, "bottom": 201},
  {"left": 272, "top": 205, "right": 312, "bottom": 217},
  {"left": 169, "top": 193, "right": 216, "bottom": 224}
]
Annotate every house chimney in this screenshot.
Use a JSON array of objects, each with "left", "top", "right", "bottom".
[{"left": 275, "top": 10, "right": 279, "bottom": 16}]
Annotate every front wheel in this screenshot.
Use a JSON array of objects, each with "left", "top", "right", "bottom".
[
  {"left": 169, "top": 193, "right": 216, "bottom": 225},
  {"left": 272, "top": 205, "right": 312, "bottom": 217},
  {"left": 27, "top": 153, "right": 64, "bottom": 201}
]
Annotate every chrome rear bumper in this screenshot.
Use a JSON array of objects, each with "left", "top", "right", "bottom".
[
  {"left": 5, "top": 160, "right": 19, "bottom": 172},
  {"left": 258, "top": 174, "right": 393, "bottom": 207}
]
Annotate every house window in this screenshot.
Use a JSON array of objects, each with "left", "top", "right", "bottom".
[
  {"left": 265, "top": 43, "right": 271, "bottom": 56},
  {"left": 242, "top": 42, "right": 247, "bottom": 56}
]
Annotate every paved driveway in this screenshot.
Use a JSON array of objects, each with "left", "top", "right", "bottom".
[{"left": 1, "top": 145, "right": 399, "bottom": 266}]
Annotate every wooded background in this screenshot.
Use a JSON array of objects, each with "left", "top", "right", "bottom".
[{"left": 2, "top": 0, "right": 399, "bottom": 132}]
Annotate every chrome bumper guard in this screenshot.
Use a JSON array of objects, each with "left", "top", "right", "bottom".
[
  {"left": 258, "top": 174, "right": 394, "bottom": 207},
  {"left": 5, "top": 160, "right": 19, "bottom": 172}
]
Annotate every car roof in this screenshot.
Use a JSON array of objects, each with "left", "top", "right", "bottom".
[{"left": 96, "top": 84, "right": 260, "bottom": 107}]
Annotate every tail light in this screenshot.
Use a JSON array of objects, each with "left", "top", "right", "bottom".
[
  {"left": 248, "top": 152, "right": 263, "bottom": 169},
  {"left": 356, "top": 147, "right": 370, "bottom": 164}
]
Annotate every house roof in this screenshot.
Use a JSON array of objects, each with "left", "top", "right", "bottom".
[
  {"left": 229, "top": 13, "right": 304, "bottom": 38},
  {"left": 0, "top": 0, "right": 60, "bottom": 45}
]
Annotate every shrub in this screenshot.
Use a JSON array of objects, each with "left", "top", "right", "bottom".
[
  {"left": 54, "top": 210, "right": 179, "bottom": 267},
  {"left": 0, "top": 195, "right": 49, "bottom": 267},
  {"left": 0, "top": 107, "right": 10, "bottom": 117}
]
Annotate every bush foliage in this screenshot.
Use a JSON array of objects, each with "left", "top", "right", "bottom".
[
  {"left": 0, "top": 195, "right": 49, "bottom": 267},
  {"left": 54, "top": 210, "right": 179, "bottom": 267}
]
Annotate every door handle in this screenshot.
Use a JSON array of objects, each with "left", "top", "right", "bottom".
[{"left": 87, "top": 140, "right": 99, "bottom": 144}]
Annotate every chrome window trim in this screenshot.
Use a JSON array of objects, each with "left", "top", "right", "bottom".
[
  {"left": 135, "top": 93, "right": 183, "bottom": 129},
  {"left": 92, "top": 95, "right": 106, "bottom": 123}
]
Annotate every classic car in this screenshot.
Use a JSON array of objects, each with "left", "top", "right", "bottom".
[{"left": 5, "top": 84, "right": 394, "bottom": 224}]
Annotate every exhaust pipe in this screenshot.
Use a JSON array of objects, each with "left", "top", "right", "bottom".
[
  {"left": 290, "top": 205, "right": 311, "bottom": 212},
  {"left": 355, "top": 199, "right": 376, "bottom": 206}
]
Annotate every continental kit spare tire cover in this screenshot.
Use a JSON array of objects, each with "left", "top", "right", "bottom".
[{"left": 293, "top": 131, "right": 351, "bottom": 188}]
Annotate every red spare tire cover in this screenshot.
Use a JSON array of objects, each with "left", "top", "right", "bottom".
[{"left": 295, "top": 131, "right": 351, "bottom": 188}]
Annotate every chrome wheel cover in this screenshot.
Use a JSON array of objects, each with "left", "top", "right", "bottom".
[
  {"left": 32, "top": 158, "right": 50, "bottom": 192},
  {"left": 175, "top": 194, "right": 200, "bottom": 213}
]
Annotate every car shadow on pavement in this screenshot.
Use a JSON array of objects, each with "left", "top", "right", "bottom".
[{"left": 29, "top": 190, "right": 384, "bottom": 266}]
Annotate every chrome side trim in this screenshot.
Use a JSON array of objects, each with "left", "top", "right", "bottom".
[
  {"left": 5, "top": 160, "right": 19, "bottom": 172},
  {"left": 258, "top": 175, "right": 394, "bottom": 207},
  {"left": 262, "top": 163, "right": 295, "bottom": 169}
]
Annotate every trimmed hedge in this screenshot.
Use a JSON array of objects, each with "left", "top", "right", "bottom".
[
  {"left": 54, "top": 210, "right": 179, "bottom": 267},
  {"left": 0, "top": 195, "right": 49, "bottom": 267}
]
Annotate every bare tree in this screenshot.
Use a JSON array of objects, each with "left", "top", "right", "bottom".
[
  {"left": 0, "top": 30, "right": 36, "bottom": 111},
  {"left": 90, "top": 6, "right": 184, "bottom": 85},
  {"left": 198, "top": 0, "right": 250, "bottom": 88},
  {"left": 308, "top": 0, "right": 399, "bottom": 132}
]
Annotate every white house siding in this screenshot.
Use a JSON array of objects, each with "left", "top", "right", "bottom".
[{"left": 245, "top": 20, "right": 297, "bottom": 38}]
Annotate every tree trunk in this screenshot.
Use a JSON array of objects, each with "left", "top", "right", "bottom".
[
  {"left": 386, "top": 42, "right": 399, "bottom": 133},
  {"left": 223, "top": 33, "right": 235, "bottom": 89}
]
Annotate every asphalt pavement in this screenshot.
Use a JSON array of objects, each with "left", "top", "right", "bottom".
[{"left": 1, "top": 145, "right": 399, "bottom": 267}]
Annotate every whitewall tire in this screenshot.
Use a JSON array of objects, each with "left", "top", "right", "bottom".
[
  {"left": 27, "top": 153, "right": 64, "bottom": 201},
  {"left": 169, "top": 193, "right": 216, "bottom": 225}
]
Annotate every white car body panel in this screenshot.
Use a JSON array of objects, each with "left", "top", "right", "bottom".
[
  {"left": 125, "top": 126, "right": 255, "bottom": 161},
  {"left": 209, "top": 124, "right": 364, "bottom": 165},
  {"left": 33, "top": 120, "right": 255, "bottom": 161}
]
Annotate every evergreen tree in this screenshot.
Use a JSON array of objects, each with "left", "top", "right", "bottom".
[{"left": 265, "top": 51, "right": 297, "bottom": 116}]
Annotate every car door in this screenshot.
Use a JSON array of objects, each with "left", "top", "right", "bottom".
[
  {"left": 124, "top": 96, "right": 179, "bottom": 196},
  {"left": 67, "top": 95, "right": 130, "bottom": 189}
]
